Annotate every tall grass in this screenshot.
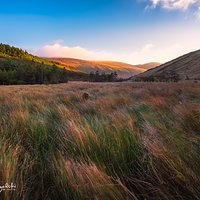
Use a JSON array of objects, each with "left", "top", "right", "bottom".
[{"left": 0, "top": 82, "right": 200, "bottom": 200}]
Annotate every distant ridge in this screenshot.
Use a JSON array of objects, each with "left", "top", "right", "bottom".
[
  {"left": 133, "top": 49, "right": 200, "bottom": 81},
  {"left": 46, "top": 57, "right": 159, "bottom": 78}
]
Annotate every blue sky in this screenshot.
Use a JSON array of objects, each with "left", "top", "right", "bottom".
[{"left": 0, "top": 0, "right": 200, "bottom": 64}]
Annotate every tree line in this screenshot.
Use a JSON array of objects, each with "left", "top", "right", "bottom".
[
  {"left": 88, "top": 71, "right": 118, "bottom": 82},
  {"left": 0, "top": 43, "right": 29, "bottom": 58},
  {"left": 0, "top": 60, "right": 69, "bottom": 85},
  {"left": 0, "top": 43, "right": 70, "bottom": 85}
]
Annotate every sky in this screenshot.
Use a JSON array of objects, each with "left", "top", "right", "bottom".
[{"left": 0, "top": 0, "right": 200, "bottom": 64}]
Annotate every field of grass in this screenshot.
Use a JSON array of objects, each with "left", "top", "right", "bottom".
[{"left": 0, "top": 82, "right": 200, "bottom": 200}]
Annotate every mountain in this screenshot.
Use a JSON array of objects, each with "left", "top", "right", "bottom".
[
  {"left": 0, "top": 44, "right": 85, "bottom": 85},
  {"left": 46, "top": 57, "right": 159, "bottom": 78},
  {"left": 133, "top": 49, "right": 200, "bottom": 82},
  {"left": 136, "top": 62, "right": 160, "bottom": 70}
]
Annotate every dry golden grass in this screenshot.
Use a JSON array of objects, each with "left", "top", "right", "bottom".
[{"left": 0, "top": 82, "right": 200, "bottom": 200}]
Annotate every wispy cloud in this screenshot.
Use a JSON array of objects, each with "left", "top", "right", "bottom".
[
  {"left": 149, "top": 0, "right": 199, "bottom": 10},
  {"left": 35, "top": 43, "right": 113, "bottom": 60},
  {"left": 141, "top": 43, "right": 155, "bottom": 52},
  {"left": 145, "top": 0, "right": 200, "bottom": 19},
  {"left": 195, "top": 6, "right": 200, "bottom": 18}
]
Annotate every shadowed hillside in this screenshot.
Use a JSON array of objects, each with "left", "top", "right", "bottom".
[
  {"left": 46, "top": 57, "right": 159, "bottom": 78},
  {"left": 133, "top": 49, "right": 200, "bottom": 82}
]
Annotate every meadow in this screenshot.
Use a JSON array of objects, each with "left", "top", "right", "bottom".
[{"left": 0, "top": 82, "right": 200, "bottom": 200}]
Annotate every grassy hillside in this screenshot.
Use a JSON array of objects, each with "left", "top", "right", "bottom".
[
  {"left": 46, "top": 58, "right": 159, "bottom": 78},
  {"left": 0, "top": 44, "right": 85, "bottom": 85},
  {"left": 134, "top": 49, "right": 200, "bottom": 82},
  {"left": 0, "top": 82, "right": 199, "bottom": 200},
  {"left": 0, "top": 44, "right": 80, "bottom": 72}
]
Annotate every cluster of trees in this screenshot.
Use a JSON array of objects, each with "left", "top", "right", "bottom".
[
  {"left": 0, "top": 43, "right": 29, "bottom": 58},
  {"left": 0, "top": 44, "right": 71, "bottom": 85},
  {"left": 0, "top": 60, "right": 69, "bottom": 85},
  {"left": 88, "top": 71, "right": 118, "bottom": 82}
]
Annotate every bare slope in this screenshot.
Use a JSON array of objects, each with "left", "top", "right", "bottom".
[
  {"left": 134, "top": 49, "right": 200, "bottom": 81},
  {"left": 46, "top": 57, "right": 159, "bottom": 78}
]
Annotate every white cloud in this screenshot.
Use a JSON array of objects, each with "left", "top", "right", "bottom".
[
  {"left": 151, "top": 0, "right": 160, "bottom": 8},
  {"left": 195, "top": 6, "right": 200, "bottom": 18},
  {"left": 35, "top": 43, "right": 113, "bottom": 60},
  {"left": 149, "top": 0, "right": 199, "bottom": 10},
  {"left": 116, "top": 43, "right": 186, "bottom": 64},
  {"left": 141, "top": 43, "right": 155, "bottom": 52},
  {"left": 146, "top": 0, "right": 200, "bottom": 19}
]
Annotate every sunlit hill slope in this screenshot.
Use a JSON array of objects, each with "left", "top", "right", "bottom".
[{"left": 46, "top": 57, "right": 160, "bottom": 78}]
